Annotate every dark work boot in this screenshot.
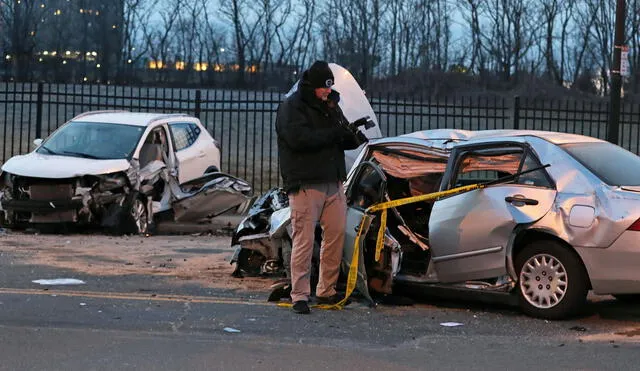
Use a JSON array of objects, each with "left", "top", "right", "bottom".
[{"left": 292, "top": 300, "right": 310, "bottom": 314}]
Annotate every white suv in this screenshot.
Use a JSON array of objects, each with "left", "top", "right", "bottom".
[{"left": 0, "top": 111, "right": 250, "bottom": 234}]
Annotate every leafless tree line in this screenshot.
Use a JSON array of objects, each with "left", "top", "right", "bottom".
[{"left": 1, "top": 0, "right": 639, "bottom": 93}]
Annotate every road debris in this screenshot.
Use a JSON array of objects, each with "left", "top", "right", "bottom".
[
  {"left": 569, "top": 326, "right": 588, "bottom": 332},
  {"left": 32, "top": 278, "right": 86, "bottom": 285},
  {"left": 440, "top": 322, "right": 464, "bottom": 327}
]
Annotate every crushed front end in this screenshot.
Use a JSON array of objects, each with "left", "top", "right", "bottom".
[{"left": 0, "top": 171, "right": 132, "bottom": 228}]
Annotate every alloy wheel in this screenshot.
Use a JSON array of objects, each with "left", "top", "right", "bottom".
[{"left": 130, "top": 198, "right": 148, "bottom": 234}]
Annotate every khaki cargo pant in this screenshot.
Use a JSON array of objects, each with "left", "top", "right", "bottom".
[{"left": 289, "top": 182, "right": 346, "bottom": 302}]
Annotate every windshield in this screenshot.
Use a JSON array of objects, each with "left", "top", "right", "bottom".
[
  {"left": 38, "top": 121, "right": 144, "bottom": 160},
  {"left": 561, "top": 142, "right": 640, "bottom": 186}
]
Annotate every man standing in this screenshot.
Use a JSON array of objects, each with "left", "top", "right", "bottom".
[{"left": 275, "top": 61, "right": 366, "bottom": 314}]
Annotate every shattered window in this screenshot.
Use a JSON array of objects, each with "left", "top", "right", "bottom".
[
  {"left": 453, "top": 148, "right": 523, "bottom": 186},
  {"left": 170, "top": 123, "right": 201, "bottom": 151}
]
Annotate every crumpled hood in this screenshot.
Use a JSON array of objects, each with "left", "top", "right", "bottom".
[{"left": 1, "top": 152, "right": 131, "bottom": 178}]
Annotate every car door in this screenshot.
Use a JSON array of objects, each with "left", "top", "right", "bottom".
[
  {"left": 428, "top": 142, "right": 557, "bottom": 283},
  {"left": 342, "top": 161, "right": 388, "bottom": 305},
  {"left": 169, "top": 122, "right": 210, "bottom": 184}
]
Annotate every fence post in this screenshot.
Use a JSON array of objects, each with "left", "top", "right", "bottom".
[
  {"left": 194, "top": 89, "right": 202, "bottom": 119},
  {"left": 513, "top": 95, "right": 520, "bottom": 130},
  {"left": 35, "top": 82, "right": 44, "bottom": 139}
]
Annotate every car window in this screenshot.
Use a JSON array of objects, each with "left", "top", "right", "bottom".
[
  {"left": 561, "top": 142, "right": 640, "bottom": 186},
  {"left": 170, "top": 123, "right": 201, "bottom": 151},
  {"left": 452, "top": 146, "right": 553, "bottom": 188},
  {"left": 348, "top": 163, "right": 386, "bottom": 210},
  {"left": 37, "top": 121, "right": 144, "bottom": 159},
  {"left": 453, "top": 149, "right": 523, "bottom": 187},
  {"left": 518, "top": 152, "right": 553, "bottom": 188}
]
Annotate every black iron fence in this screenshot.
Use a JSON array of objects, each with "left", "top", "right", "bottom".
[{"left": 1, "top": 82, "right": 640, "bottom": 192}]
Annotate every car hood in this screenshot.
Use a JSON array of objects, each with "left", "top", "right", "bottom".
[{"left": 1, "top": 152, "right": 131, "bottom": 178}]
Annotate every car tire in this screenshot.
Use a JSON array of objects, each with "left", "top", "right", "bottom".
[
  {"left": 613, "top": 294, "right": 640, "bottom": 303},
  {"left": 237, "top": 249, "right": 265, "bottom": 276},
  {"left": 514, "top": 240, "right": 588, "bottom": 320},
  {"left": 123, "top": 193, "right": 149, "bottom": 235}
]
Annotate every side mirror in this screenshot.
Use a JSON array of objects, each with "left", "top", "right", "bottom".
[{"left": 33, "top": 138, "right": 43, "bottom": 148}]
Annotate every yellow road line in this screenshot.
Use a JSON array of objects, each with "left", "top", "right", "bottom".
[{"left": 0, "top": 287, "right": 271, "bottom": 306}]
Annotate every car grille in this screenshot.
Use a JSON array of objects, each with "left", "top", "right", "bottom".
[{"left": 27, "top": 182, "right": 77, "bottom": 223}]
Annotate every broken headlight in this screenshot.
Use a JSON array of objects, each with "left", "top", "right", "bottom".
[{"left": 97, "top": 173, "right": 128, "bottom": 192}]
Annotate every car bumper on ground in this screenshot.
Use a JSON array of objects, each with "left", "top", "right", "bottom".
[{"left": 575, "top": 232, "right": 640, "bottom": 294}]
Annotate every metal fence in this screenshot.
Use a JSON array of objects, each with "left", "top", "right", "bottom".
[{"left": 2, "top": 82, "right": 640, "bottom": 192}]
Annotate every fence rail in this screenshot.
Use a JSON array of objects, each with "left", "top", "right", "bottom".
[{"left": 2, "top": 82, "right": 640, "bottom": 192}]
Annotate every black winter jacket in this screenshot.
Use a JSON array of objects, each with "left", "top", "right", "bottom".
[{"left": 275, "top": 84, "right": 364, "bottom": 193}]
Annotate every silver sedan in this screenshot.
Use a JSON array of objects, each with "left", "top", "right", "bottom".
[{"left": 342, "top": 129, "right": 640, "bottom": 319}]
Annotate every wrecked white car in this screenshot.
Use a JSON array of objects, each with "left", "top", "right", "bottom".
[{"left": 0, "top": 111, "right": 252, "bottom": 234}]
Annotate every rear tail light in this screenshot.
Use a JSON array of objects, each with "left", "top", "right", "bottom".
[{"left": 627, "top": 218, "right": 640, "bottom": 231}]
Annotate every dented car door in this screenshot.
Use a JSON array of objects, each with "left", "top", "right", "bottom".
[
  {"left": 428, "top": 142, "right": 557, "bottom": 283},
  {"left": 342, "top": 161, "right": 388, "bottom": 304}
]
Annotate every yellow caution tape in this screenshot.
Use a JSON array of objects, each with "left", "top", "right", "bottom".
[
  {"left": 277, "top": 182, "right": 485, "bottom": 310},
  {"left": 366, "top": 183, "right": 485, "bottom": 263}
]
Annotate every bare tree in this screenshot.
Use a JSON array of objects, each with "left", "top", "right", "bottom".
[
  {"left": 0, "top": 0, "right": 49, "bottom": 81},
  {"left": 220, "top": 0, "right": 260, "bottom": 87},
  {"left": 272, "top": 0, "right": 316, "bottom": 70},
  {"left": 481, "top": 0, "right": 538, "bottom": 81},
  {"left": 121, "top": 0, "right": 159, "bottom": 82},
  {"left": 583, "top": 0, "right": 615, "bottom": 95},
  {"left": 317, "top": 0, "right": 386, "bottom": 87},
  {"left": 143, "top": 0, "right": 182, "bottom": 82},
  {"left": 457, "top": 0, "right": 486, "bottom": 73}
]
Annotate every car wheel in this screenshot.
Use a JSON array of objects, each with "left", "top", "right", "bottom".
[
  {"left": 613, "top": 294, "right": 640, "bottom": 303},
  {"left": 126, "top": 195, "right": 149, "bottom": 235},
  {"left": 204, "top": 166, "right": 219, "bottom": 174},
  {"left": 515, "top": 240, "right": 588, "bottom": 320},
  {"left": 237, "top": 249, "right": 265, "bottom": 276}
]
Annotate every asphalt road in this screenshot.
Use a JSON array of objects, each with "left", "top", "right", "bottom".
[{"left": 1, "top": 233, "right": 640, "bottom": 370}]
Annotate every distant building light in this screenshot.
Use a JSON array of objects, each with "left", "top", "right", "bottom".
[
  {"left": 149, "top": 60, "right": 164, "bottom": 69},
  {"left": 51, "top": 51, "right": 57, "bottom": 56},
  {"left": 54, "top": 9, "right": 61, "bottom": 15},
  {"left": 91, "top": 51, "right": 97, "bottom": 56},
  {"left": 62, "top": 60, "right": 67, "bottom": 64},
  {"left": 219, "top": 48, "right": 225, "bottom": 53},
  {"left": 86, "top": 52, "right": 91, "bottom": 56},
  {"left": 96, "top": 64, "right": 101, "bottom": 68},
  {"left": 195, "top": 62, "right": 208, "bottom": 72},
  {"left": 39, "top": 58, "right": 43, "bottom": 62},
  {"left": 80, "top": 8, "right": 84, "bottom": 13},
  {"left": 175, "top": 61, "right": 185, "bottom": 70},
  {"left": 65, "top": 50, "right": 71, "bottom": 55},
  {"left": 96, "top": 11, "right": 100, "bottom": 15},
  {"left": 43, "top": 51, "right": 49, "bottom": 55},
  {"left": 30, "top": 31, "right": 35, "bottom": 36},
  {"left": 131, "top": 47, "right": 136, "bottom": 51},
  {"left": 112, "top": 24, "right": 117, "bottom": 29},
  {"left": 127, "top": 59, "right": 132, "bottom": 64},
  {"left": 5, "top": 55, "right": 11, "bottom": 60},
  {"left": 83, "top": 77, "right": 88, "bottom": 82},
  {"left": 40, "top": 3, "right": 45, "bottom": 8}
]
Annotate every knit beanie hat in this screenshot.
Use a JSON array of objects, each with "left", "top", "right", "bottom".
[{"left": 305, "top": 60, "right": 334, "bottom": 88}]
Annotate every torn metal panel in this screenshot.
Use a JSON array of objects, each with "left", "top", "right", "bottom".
[{"left": 172, "top": 173, "right": 252, "bottom": 222}]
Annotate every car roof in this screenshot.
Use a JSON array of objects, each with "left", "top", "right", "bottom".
[
  {"left": 71, "top": 111, "right": 194, "bottom": 127},
  {"left": 394, "top": 129, "right": 604, "bottom": 148}
]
